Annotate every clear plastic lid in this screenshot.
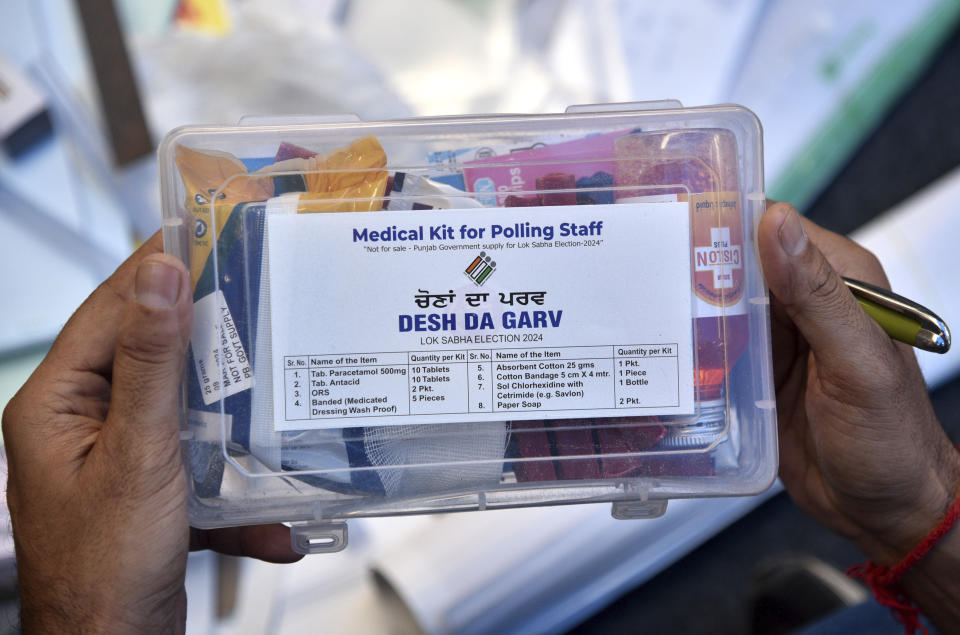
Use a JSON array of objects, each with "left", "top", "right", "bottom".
[{"left": 159, "top": 102, "right": 776, "bottom": 551}]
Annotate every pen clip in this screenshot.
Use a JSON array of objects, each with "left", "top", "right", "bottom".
[{"left": 842, "top": 277, "right": 951, "bottom": 354}]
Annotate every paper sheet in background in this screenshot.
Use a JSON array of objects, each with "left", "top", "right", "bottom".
[
  {"left": 341, "top": 0, "right": 766, "bottom": 116},
  {"left": 134, "top": 0, "right": 412, "bottom": 136},
  {"left": 581, "top": 0, "right": 765, "bottom": 108},
  {"left": 343, "top": 0, "right": 958, "bottom": 204},
  {"left": 852, "top": 165, "right": 960, "bottom": 389},
  {"left": 729, "top": 0, "right": 960, "bottom": 208},
  {"left": 570, "top": 0, "right": 956, "bottom": 202}
]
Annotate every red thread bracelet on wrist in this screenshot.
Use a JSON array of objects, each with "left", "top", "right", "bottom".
[{"left": 847, "top": 482, "right": 960, "bottom": 635}]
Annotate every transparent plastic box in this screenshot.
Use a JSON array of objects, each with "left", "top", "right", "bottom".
[{"left": 159, "top": 101, "right": 777, "bottom": 553}]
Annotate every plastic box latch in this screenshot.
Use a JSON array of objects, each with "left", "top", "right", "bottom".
[
  {"left": 290, "top": 521, "right": 348, "bottom": 555},
  {"left": 611, "top": 499, "right": 668, "bottom": 520}
]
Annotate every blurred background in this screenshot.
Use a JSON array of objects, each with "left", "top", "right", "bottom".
[{"left": 1, "top": 0, "right": 959, "bottom": 633}]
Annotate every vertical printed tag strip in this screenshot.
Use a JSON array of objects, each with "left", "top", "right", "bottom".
[{"left": 191, "top": 290, "right": 254, "bottom": 405}]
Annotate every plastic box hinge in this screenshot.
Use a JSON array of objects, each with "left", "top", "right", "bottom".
[
  {"left": 290, "top": 521, "right": 348, "bottom": 555},
  {"left": 611, "top": 499, "right": 669, "bottom": 520}
]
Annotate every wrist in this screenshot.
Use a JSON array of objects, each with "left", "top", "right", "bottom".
[
  {"left": 21, "top": 600, "right": 185, "bottom": 635},
  {"left": 18, "top": 573, "right": 185, "bottom": 634},
  {"left": 849, "top": 488, "right": 960, "bottom": 634},
  {"left": 855, "top": 444, "right": 960, "bottom": 565},
  {"left": 906, "top": 514, "right": 960, "bottom": 581}
]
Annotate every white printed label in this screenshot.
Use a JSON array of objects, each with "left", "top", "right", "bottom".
[
  {"left": 268, "top": 204, "right": 695, "bottom": 431},
  {"left": 185, "top": 408, "right": 233, "bottom": 442},
  {"left": 619, "top": 194, "right": 747, "bottom": 318},
  {"left": 191, "top": 290, "right": 254, "bottom": 405}
]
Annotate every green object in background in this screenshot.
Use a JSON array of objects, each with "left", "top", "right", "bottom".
[{"left": 771, "top": 0, "right": 960, "bottom": 211}]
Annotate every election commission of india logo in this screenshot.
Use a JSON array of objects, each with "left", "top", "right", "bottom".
[{"left": 464, "top": 251, "right": 496, "bottom": 286}]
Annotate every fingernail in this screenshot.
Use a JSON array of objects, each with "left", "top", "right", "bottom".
[
  {"left": 136, "top": 261, "right": 181, "bottom": 308},
  {"left": 778, "top": 207, "right": 807, "bottom": 256}
]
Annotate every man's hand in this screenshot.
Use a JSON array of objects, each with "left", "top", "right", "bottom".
[
  {"left": 759, "top": 202, "right": 960, "bottom": 563},
  {"left": 2, "top": 234, "right": 301, "bottom": 633}
]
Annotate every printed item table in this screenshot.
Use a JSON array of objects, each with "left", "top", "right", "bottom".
[{"left": 282, "top": 345, "right": 680, "bottom": 423}]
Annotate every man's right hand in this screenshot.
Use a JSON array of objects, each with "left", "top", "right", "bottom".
[{"left": 759, "top": 202, "right": 960, "bottom": 630}]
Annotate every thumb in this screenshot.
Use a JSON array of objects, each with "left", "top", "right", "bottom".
[
  {"left": 106, "top": 254, "right": 192, "bottom": 454},
  {"left": 758, "top": 203, "right": 890, "bottom": 373}
]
